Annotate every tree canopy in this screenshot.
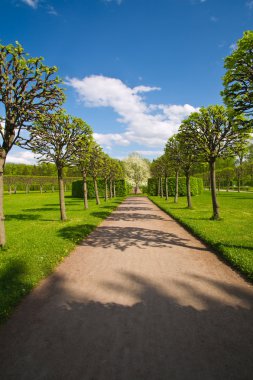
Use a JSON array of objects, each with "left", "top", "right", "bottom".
[{"left": 222, "top": 30, "right": 253, "bottom": 118}]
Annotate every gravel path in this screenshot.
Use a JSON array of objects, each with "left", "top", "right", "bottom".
[{"left": 0, "top": 197, "right": 253, "bottom": 380}]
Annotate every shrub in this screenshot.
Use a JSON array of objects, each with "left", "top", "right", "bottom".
[
  {"left": 147, "top": 177, "right": 203, "bottom": 196},
  {"left": 72, "top": 179, "right": 130, "bottom": 198}
]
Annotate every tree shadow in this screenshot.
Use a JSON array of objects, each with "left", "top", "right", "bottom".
[
  {"left": 78, "top": 226, "right": 208, "bottom": 252},
  {"left": 90, "top": 211, "right": 112, "bottom": 219},
  {"left": 117, "top": 206, "right": 153, "bottom": 211},
  {"left": 107, "top": 212, "right": 167, "bottom": 222},
  {"left": 0, "top": 270, "right": 252, "bottom": 379},
  {"left": 214, "top": 242, "right": 253, "bottom": 252},
  {"left": 5, "top": 214, "right": 41, "bottom": 221},
  {"left": 58, "top": 224, "right": 97, "bottom": 243},
  {"left": 0, "top": 259, "right": 32, "bottom": 323},
  {"left": 22, "top": 207, "right": 59, "bottom": 212}
]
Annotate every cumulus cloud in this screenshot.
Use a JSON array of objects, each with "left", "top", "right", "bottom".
[
  {"left": 67, "top": 75, "right": 199, "bottom": 149},
  {"left": 6, "top": 151, "right": 37, "bottom": 165},
  {"left": 246, "top": 1, "right": 253, "bottom": 9},
  {"left": 22, "top": 0, "right": 39, "bottom": 9},
  {"left": 103, "top": 0, "right": 123, "bottom": 4}
]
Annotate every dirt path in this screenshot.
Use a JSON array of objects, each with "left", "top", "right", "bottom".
[{"left": 0, "top": 197, "right": 253, "bottom": 380}]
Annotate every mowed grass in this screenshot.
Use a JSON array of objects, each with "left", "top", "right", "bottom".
[
  {"left": 0, "top": 192, "right": 124, "bottom": 323},
  {"left": 150, "top": 191, "right": 253, "bottom": 281}
]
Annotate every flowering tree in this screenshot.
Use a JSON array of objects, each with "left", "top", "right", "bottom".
[{"left": 123, "top": 153, "right": 150, "bottom": 194}]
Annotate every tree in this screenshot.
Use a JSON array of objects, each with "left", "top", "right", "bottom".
[
  {"left": 180, "top": 105, "right": 250, "bottom": 219},
  {"left": 71, "top": 125, "right": 93, "bottom": 209},
  {"left": 29, "top": 111, "right": 87, "bottom": 220},
  {"left": 165, "top": 136, "right": 182, "bottom": 203},
  {"left": 109, "top": 159, "right": 124, "bottom": 197},
  {"left": 123, "top": 153, "right": 150, "bottom": 194},
  {"left": 89, "top": 143, "right": 104, "bottom": 205},
  {"left": 177, "top": 132, "right": 199, "bottom": 209},
  {"left": 0, "top": 42, "right": 64, "bottom": 245},
  {"left": 101, "top": 153, "right": 111, "bottom": 202},
  {"left": 222, "top": 31, "right": 253, "bottom": 118}
]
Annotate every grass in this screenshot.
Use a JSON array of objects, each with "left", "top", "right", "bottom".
[
  {"left": 149, "top": 191, "right": 253, "bottom": 282},
  {"left": 0, "top": 192, "right": 124, "bottom": 323}
]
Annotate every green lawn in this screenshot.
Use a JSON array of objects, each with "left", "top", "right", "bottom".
[
  {"left": 0, "top": 192, "right": 124, "bottom": 323},
  {"left": 149, "top": 191, "right": 253, "bottom": 282}
]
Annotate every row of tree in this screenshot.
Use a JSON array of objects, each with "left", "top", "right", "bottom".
[
  {"left": 0, "top": 42, "right": 128, "bottom": 246},
  {"left": 151, "top": 31, "right": 253, "bottom": 220}
]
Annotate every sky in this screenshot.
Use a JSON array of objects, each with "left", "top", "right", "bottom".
[{"left": 1, "top": 0, "right": 253, "bottom": 164}]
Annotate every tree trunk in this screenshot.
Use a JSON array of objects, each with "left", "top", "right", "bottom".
[
  {"left": 218, "top": 178, "right": 220, "bottom": 192},
  {"left": 104, "top": 178, "right": 108, "bottom": 201},
  {"left": 14, "top": 185, "right": 17, "bottom": 194},
  {"left": 26, "top": 184, "right": 29, "bottom": 194},
  {"left": 94, "top": 178, "right": 100, "bottom": 205},
  {"left": 238, "top": 176, "right": 241, "bottom": 193},
  {"left": 52, "top": 186, "right": 55, "bottom": 193},
  {"left": 40, "top": 185, "right": 43, "bottom": 194},
  {"left": 0, "top": 157, "right": 6, "bottom": 247},
  {"left": 186, "top": 172, "right": 192, "bottom": 209},
  {"left": 174, "top": 170, "right": 179, "bottom": 203},
  {"left": 209, "top": 160, "right": 220, "bottom": 220},
  {"left": 113, "top": 181, "right": 116, "bottom": 197},
  {"left": 165, "top": 176, "right": 168, "bottom": 200},
  {"left": 158, "top": 177, "right": 160, "bottom": 196},
  {"left": 58, "top": 167, "right": 67, "bottom": 221},
  {"left": 109, "top": 180, "right": 113, "bottom": 198},
  {"left": 82, "top": 171, "right": 88, "bottom": 209},
  {"left": 160, "top": 178, "right": 164, "bottom": 198},
  {"left": 8, "top": 185, "right": 11, "bottom": 194}
]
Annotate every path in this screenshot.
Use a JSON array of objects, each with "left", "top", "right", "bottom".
[{"left": 0, "top": 197, "right": 253, "bottom": 380}]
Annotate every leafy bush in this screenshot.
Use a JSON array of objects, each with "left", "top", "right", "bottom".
[
  {"left": 72, "top": 179, "right": 130, "bottom": 198},
  {"left": 147, "top": 177, "right": 203, "bottom": 196}
]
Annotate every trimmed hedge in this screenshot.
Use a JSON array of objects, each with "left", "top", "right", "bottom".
[
  {"left": 72, "top": 179, "right": 130, "bottom": 198},
  {"left": 147, "top": 177, "right": 203, "bottom": 196}
]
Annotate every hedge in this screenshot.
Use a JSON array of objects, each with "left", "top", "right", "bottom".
[
  {"left": 72, "top": 179, "right": 130, "bottom": 198},
  {"left": 3, "top": 175, "right": 80, "bottom": 192},
  {"left": 147, "top": 177, "right": 203, "bottom": 196}
]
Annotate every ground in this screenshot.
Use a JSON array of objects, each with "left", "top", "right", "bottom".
[{"left": 0, "top": 197, "right": 252, "bottom": 380}]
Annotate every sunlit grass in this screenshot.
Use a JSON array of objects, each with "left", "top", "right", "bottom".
[
  {"left": 150, "top": 191, "right": 253, "bottom": 282},
  {"left": 0, "top": 192, "right": 124, "bottom": 323}
]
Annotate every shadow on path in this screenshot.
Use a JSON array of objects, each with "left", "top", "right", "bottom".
[
  {"left": 78, "top": 226, "right": 207, "bottom": 252},
  {"left": 0, "top": 271, "right": 252, "bottom": 380}
]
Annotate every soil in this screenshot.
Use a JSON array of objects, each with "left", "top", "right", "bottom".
[{"left": 0, "top": 197, "right": 253, "bottom": 380}]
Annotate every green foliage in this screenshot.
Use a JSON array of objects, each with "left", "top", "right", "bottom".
[
  {"left": 179, "top": 105, "right": 250, "bottom": 162},
  {"left": 0, "top": 192, "right": 124, "bottom": 323},
  {"left": 29, "top": 111, "right": 90, "bottom": 170},
  {"left": 147, "top": 177, "right": 203, "bottom": 196},
  {"left": 222, "top": 30, "right": 253, "bottom": 117},
  {"left": 149, "top": 192, "right": 253, "bottom": 281},
  {"left": 0, "top": 41, "right": 64, "bottom": 155},
  {"left": 197, "top": 178, "right": 204, "bottom": 194},
  {"left": 4, "top": 175, "right": 80, "bottom": 192},
  {"left": 72, "top": 179, "right": 130, "bottom": 198}
]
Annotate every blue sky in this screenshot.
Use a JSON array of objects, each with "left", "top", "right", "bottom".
[{"left": 1, "top": 0, "right": 253, "bottom": 163}]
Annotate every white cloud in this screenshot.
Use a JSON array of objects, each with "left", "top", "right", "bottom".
[
  {"left": 103, "top": 0, "right": 123, "bottom": 5},
  {"left": 246, "top": 1, "right": 253, "bottom": 9},
  {"left": 135, "top": 150, "right": 163, "bottom": 157},
  {"left": 22, "top": 0, "right": 39, "bottom": 9},
  {"left": 6, "top": 151, "right": 37, "bottom": 165},
  {"left": 67, "top": 75, "right": 199, "bottom": 149},
  {"left": 47, "top": 5, "right": 58, "bottom": 15}
]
